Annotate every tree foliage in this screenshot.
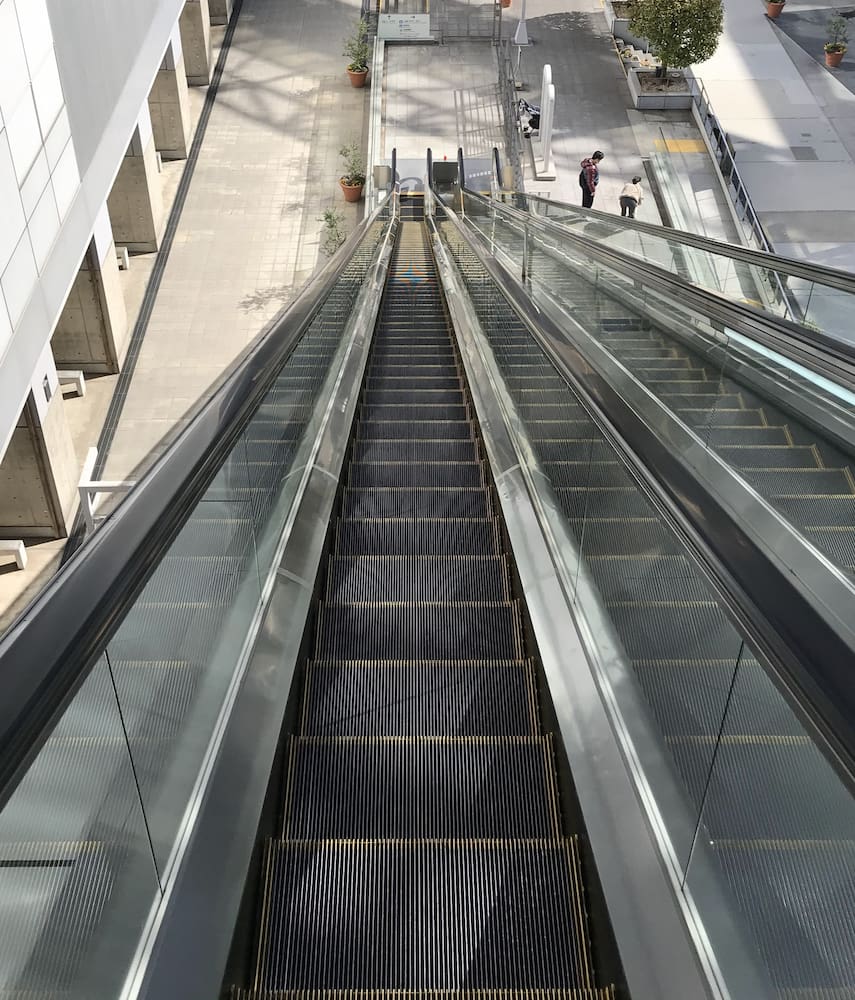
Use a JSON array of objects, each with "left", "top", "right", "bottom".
[{"left": 629, "top": 0, "right": 723, "bottom": 74}]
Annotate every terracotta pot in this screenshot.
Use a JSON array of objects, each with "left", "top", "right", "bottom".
[
  {"left": 340, "top": 179, "right": 364, "bottom": 203},
  {"left": 347, "top": 68, "right": 368, "bottom": 88},
  {"left": 765, "top": 1, "right": 784, "bottom": 18},
  {"left": 825, "top": 48, "right": 845, "bottom": 67}
]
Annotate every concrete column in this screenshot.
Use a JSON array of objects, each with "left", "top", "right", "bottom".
[
  {"left": 148, "top": 29, "right": 192, "bottom": 160},
  {"left": 209, "top": 0, "right": 233, "bottom": 25},
  {"left": 0, "top": 350, "right": 77, "bottom": 539},
  {"left": 180, "top": 0, "right": 213, "bottom": 86},
  {"left": 107, "top": 110, "right": 165, "bottom": 254},
  {"left": 52, "top": 206, "right": 129, "bottom": 373}
]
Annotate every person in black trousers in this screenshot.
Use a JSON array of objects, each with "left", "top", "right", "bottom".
[{"left": 579, "top": 151, "right": 604, "bottom": 208}]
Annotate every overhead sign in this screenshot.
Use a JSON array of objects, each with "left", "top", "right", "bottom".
[{"left": 378, "top": 14, "right": 432, "bottom": 40}]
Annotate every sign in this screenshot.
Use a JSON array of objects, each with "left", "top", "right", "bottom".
[{"left": 378, "top": 14, "right": 432, "bottom": 40}]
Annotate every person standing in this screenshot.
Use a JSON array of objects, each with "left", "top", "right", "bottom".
[
  {"left": 579, "top": 151, "right": 604, "bottom": 208},
  {"left": 619, "top": 176, "right": 644, "bottom": 218}
]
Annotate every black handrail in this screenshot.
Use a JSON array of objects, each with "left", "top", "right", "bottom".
[
  {"left": 0, "top": 192, "right": 395, "bottom": 812},
  {"left": 457, "top": 147, "right": 465, "bottom": 189},
  {"left": 461, "top": 185, "right": 855, "bottom": 384},
  {"left": 432, "top": 188, "right": 855, "bottom": 780},
  {"left": 492, "top": 146, "right": 501, "bottom": 189}
]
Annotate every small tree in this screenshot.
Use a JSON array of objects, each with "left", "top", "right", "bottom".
[
  {"left": 825, "top": 14, "right": 848, "bottom": 53},
  {"left": 343, "top": 18, "right": 370, "bottom": 72},
  {"left": 319, "top": 208, "right": 346, "bottom": 256},
  {"left": 339, "top": 140, "right": 366, "bottom": 186},
  {"left": 630, "top": 0, "right": 723, "bottom": 81}
]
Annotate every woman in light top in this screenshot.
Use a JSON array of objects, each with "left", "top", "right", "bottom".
[{"left": 619, "top": 176, "right": 643, "bottom": 218}]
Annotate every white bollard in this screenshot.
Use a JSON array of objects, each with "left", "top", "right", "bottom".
[
  {"left": 542, "top": 83, "right": 555, "bottom": 175},
  {"left": 540, "top": 65, "right": 552, "bottom": 127}
]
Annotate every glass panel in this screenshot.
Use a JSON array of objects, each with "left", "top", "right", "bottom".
[
  {"left": 687, "top": 647, "right": 855, "bottom": 997},
  {"left": 0, "top": 656, "right": 160, "bottom": 998}
]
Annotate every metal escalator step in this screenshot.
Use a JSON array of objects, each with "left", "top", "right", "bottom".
[
  {"left": 517, "top": 404, "right": 586, "bottom": 423},
  {"left": 677, "top": 408, "right": 766, "bottom": 428},
  {"left": 740, "top": 468, "right": 854, "bottom": 495},
  {"left": 769, "top": 494, "right": 855, "bottom": 525},
  {"left": 107, "top": 601, "right": 232, "bottom": 662},
  {"left": 802, "top": 527, "right": 855, "bottom": 571},
  {"left": 361, "top": 403, "right": 468, "bottom": 422},
  {"left": 714, "top": 445, "right": 822, "bottom": 470},
  {"left": 609, "top": 346, "right": 686, "bottom": 359},
  {"left": 366, "top": 376, "right": 461, "bottom": 391},
  {"left": 348, "top": 462, "right": 484, "bottom": 489},
  {"left": 704, "top": 426, "right": 791, "bottom": 446},
  {"left": 600, "top": 318, "right": 649, "bottom": 332},
  {"left": 326, "top": 555, "right": 509, "bottom": 603},
  {"left": 234, "top": 989, "right": 616, "bottom": 1000},
  {"left": 506, "top": 376, "right": 568, "bottom": 391},
  {"left": 610, "top": 604, "right": 744, "bottom": 662},
  {"left": 676, "top": 739, "right": 855, "bottom": 841},
  {"left": 363, "top": 389, "right": 463, "bottom": 405},
  {"left": 534, "top": 440, "right": 619, "bottom": 464},
  {"left": 659, "top": 393, "right": 744, "bottom": 408},
  {"left": 137, "top": 554, "right": 246, "bottom": 604},
  {"left": 368, "top": 362, "right": 458, "bottom": 376},
  {"left": 351, "top": 440, "right": 478, "bottom": 463},
  {"left": 254, "top": 839, "right": 592, "bottom": 989},
  {"left": 567, "top": 517, "right": 683, "bottom": 556},
  {"left": 342, "top": 488, "right": 490, "bottom": 519},
  {"left": 586, "top": 554, "right": 711, "bottom": 602},
  {"left": 315, "top": 602, "right": 525, "bottom": 660},
  {"left": 165, "top": 514, "right": 255, "bottom": 557},
  {"left": 528, "top": 419, "right": 596, "bottom": 439},
  {"left": 710, "top": 840, "right": 855, "bottom": 994},
  {"left": 302, "top": 660, "right": 538, "bottom": 737},
  {"left": 543, "top": 462, "right": 631, "bottom": 490},
  {"left": 335, "top": 518, "right": 500, "bottom": 556},
  {"left": 637, "top": 367, "right": 709, "bottom": 381},
  {"left": 554, "top": 487, "right": 655, "bottom": 521},
  {"left": 517, "top": 389, "right": 584, "bottom": 408},
  {"left": 282, "top": 736, "right": 561, "bottom": 840},
  {"left": 357, "top": 420, "right": 472, "bottom": 441}
]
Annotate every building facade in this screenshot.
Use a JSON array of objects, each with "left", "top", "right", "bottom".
[{"left": 0, "top": 0, "right": 230, "bottom": 538}]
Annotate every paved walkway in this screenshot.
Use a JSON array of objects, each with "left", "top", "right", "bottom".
[
  {"left": 101, "top": 0, "right": 369, "bottom": 481},
  {"left": 693, "top": 0, "right": 855, "bottom": 270}
]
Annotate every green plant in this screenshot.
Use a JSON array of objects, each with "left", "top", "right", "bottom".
[
  {"left": 319, "top": 208, "right": 346, "bottom": 256},
  {"left": 825, "top": 14, "right": 848, "bottom": 53},
  {"left": 343, "top": 18, "right": 370, "bottom": 72},
  {"left": 339, "top": 140, "right": 366, "bottom": 186},
  {"left": 629, "top": 0, "right": 723, "bottom": 80}
]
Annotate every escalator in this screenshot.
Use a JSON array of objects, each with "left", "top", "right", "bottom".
[
  {"left": 457, "top": 188, "right": 855, "bottom": 582},
  {"left": 229, "top": 221, "right": 613, "bottom": 998},
  {"left": 435, "top": 209, "right": 855, "bottom": 1000},
  {"left": 2, "top": 181, "right": 855, "bottom": 1000}
]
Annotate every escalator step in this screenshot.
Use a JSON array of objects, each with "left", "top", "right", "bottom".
[
  {"left": 342, "top": 487, "right": 491, "bottom": 519},
  {"left": 566, "top": 517, "right": 682, "bottom": 557},
  {"left": 554, "top": 487, "right": 654, "bottom": 521},
  {"left": 658, "top": 393, "right": 744, "bottom": 408},
  {"left": 234, "top": 989, "right": 615, "bottom": 1000},
  {"left": 351, "top": 440, "right": 478, "bottom": 463},
  {"left": 739, "top": 468, "right": 854, "bottom": 495},
  {"left": 677, "top": 408, "right": 767, "bottom": 428},
  {"left": 302, "top": 660, "right": 538, "bottom": 737},
  {"left": 314, "top": 602, "right": 524, "bottom": 660},
  {"left": 253, "top": 840, "right": 592, "bottom": 990},
  {"left": 543, "top": 462, "right": 631, "bottom": 490},
  {"left": 348, "top": 462, "right": 483, "bottom": 489},
  {"left": 801, "top": 527, "right": 855, "bottom": 571},
  {"left": 770, "top": 494, "right": 855, "bottom": 524},
  {"left": 366, "top": 377, "right": 461, "bottom": 391},
  {"left": 611, "top": 604, "right": 743, "bottom": 662},
  {"left": 165, "top": 514, "right": 255, "bottom": 557},
  {"left": 357, "top": 420, "right": 472, "bottom": 441},
  {"left": 587, "top": 554, "right": 713, "bottom": 603},
  {"left": 361, "top": 403, "right": 468, "bottom": 422},
  {"left": 363, "top": 388, "right": 463, "bottom": 404},
  {"left": 282, "top": 737, "right": 561, "bottom": 839},
  {"left": 326, "top": 555, "right": 509, "bottom": 602},
  {"left": 714, "top": 445, "right": 822, "bottom": 470},
  {"left": 336, "top": 518, "right": 499, "bottom": 556}
]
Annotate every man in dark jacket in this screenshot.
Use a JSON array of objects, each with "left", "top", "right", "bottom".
[{"left": 579, "top": 150, "right": 604, "bottom": 208}]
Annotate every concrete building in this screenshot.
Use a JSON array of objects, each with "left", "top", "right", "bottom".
[{"left": 0, "top": 0, "right": 215, "bottom": 539}]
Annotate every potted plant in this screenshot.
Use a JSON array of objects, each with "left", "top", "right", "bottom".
[
  {"left": 343, "top": 18, "right": 370, "bottom": 87},
  {"left": 339, "top": 140, "right": 366, "bottom": 202},
  {"left": 824, "top": 14, "right": 847, "bottom": 68},
  {"left": 766, "top": 0, "right": 784, "bottom": 20},
  {"left": 319, "top": 208, "right": 346, "bottom": 256}
]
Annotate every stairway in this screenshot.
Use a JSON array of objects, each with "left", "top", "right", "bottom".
[
  {"left": 439, "top": 222, "right": 855, "bottom": 999},
  {"left": 231, "top": 223, "right": 613, "bottom": 999},
  {"left": 462, "top": 211, "right": 855, "bottom": 581}
]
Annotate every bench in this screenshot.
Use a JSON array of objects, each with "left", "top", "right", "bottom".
[{"left": 0, "top": 540, "right": 27, "bottom": 571}]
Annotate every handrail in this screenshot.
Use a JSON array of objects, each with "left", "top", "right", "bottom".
[
  {"left": 516, "top": 189, "right": 855, "bottom": 295},
  {"left": 0, "top": 190, "right": 396, "bottom": 812},
  {"left": 462, "top": 185, "right": 855, "bottom": 382},
  {"left": 433, "top": 183, "right": 855, "bottom": 782}
]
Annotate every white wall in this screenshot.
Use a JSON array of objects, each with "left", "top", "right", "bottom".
[{"left": 0, "top": 0, "right": 80, "bottom": 403}]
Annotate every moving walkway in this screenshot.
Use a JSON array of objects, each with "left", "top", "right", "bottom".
[{"left": 0, "top": 171, "right": 853, "bottom": 1000}]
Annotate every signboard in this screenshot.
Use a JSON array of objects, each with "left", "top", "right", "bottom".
[{"left": 377, "top": 14, "right": 432, "bottom": 40}]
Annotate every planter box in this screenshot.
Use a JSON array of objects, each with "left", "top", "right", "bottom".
[
  {"left": 627, "top": 68, "right": 693, "bottom": 109},
  {"left": 603, "top": 0, "right": 650, "bottom": 50}
]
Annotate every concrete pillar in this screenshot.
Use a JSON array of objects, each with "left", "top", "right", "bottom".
[
  {"left": 52, "top": 206, "right": 128, "bottom": 374},
  {"left": 209, "top": 0, "right": 233, "bottom": 25},
  {"left": 148, "top": 29, "right": 192, "bottom": 160},
  {"left": 107, "top": 110, "right": 165, "bottom": 254},
  {"left": 180, "top": 0, "right": 213, "bottom": 86},
  {"left": 0, "top": 349, "right": 77, "bottom": 539}
]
